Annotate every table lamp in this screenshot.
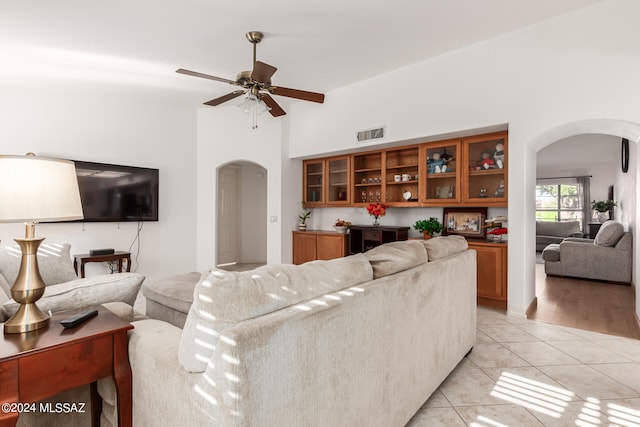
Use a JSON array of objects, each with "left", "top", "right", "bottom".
[{"left": 0, "top": 153, "right": 83, "bottom": 333}]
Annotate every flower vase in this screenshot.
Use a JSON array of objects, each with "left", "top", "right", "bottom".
[
  {"left": 372, "top": 216, "right": 380, "bottom": 227},
  {"left": 597, "top": 212, "right": 609, "bottom": 223},
  {"left": 422, "top": 231, "right": 431, "bottom": 240}
]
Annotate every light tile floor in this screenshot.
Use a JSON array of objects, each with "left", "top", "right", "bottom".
[{"left": 406, "top": 306, "right": 640, "bottom": 427}]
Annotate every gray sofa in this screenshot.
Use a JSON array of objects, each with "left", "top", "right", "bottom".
[
  {"left": 543, "top": 220, "right": 633, "bottom": 283},
  {"left": 102, "top": 237, "right": 477, "bottom": 427},
  {"left": 536, "top": 220, "right": 584, "bottom": 251}
]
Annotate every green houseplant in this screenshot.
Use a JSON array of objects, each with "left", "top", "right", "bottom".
[
  {"left": 591, "top": 200, "right": 617, "bottom": 223},
  {"left": 414, "top": 217, "right": 443, "bottom": 239},
  {"left": 298, "top": 201, "right": 311, "bottom": 230}
]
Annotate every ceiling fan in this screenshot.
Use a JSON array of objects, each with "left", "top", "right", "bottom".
[{"left": 176, "top": 31, "right": 325, "bottom": 120}]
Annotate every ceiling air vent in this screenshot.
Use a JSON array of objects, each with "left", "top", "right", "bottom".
[{"left": 356, "top": 126, "right": 386, "bottom": 143}]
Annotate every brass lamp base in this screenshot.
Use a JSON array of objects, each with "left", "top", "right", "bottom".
[
  {"left": 3, "top": 225, "right": 50, "bottom": 334},
  {"left": 3, "top": 303, "right": 50, "bottom": 333}
]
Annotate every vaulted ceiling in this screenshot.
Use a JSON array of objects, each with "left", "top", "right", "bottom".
[{"left": 0, "top": 0, "right": 604, "bottom": 102}]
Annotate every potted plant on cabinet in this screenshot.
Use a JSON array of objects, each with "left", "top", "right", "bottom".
[
  {"left": 591, "top": 200, "right": 617, "bottom": 223},
  {"left": 414, "top": 217, "right": 443, "bottom": 240},
  {"left": 298, "top": 202, "right": 311, "bottom": 231}
]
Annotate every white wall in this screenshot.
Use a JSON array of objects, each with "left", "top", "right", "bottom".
[
  {"left": 196, "top": 107, "right": 285, "bottom": 270},
  {"left": 285, "top": 0, "right": 640, "bottom": 317},
  {"left": 0, "top": 80, "right": 198, "bottom": 279}
]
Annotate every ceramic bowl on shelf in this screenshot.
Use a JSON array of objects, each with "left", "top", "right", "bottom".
[{"left": 334, "top": 226, "right": 349, "bottom": 234}]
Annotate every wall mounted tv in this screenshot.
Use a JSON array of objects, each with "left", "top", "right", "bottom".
[{"left": 72, "top": 160, "right": 159, "bottom": 222}]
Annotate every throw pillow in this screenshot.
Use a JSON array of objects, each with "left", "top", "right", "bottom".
[
  {"left": 0, "top": 242, "right": 78, "bottom": 286},
  {"left": 594, "top": 221, "right": 624, "bottom": 247}
]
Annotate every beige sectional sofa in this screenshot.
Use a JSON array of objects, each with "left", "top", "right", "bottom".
[{"left": 102, "top": 236, "right": 477, "bottom": 427}]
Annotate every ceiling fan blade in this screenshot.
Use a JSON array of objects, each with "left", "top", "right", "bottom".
[
  {"left": 271, "top": 86, "right": 325, "bottom": 103},
  {"left": 176, "top": 68, "right": 237, "bottom": 85},
  {"left": 251, "top": 61, "right": 278, "bottom": 84},
  {"left": 261, "top": 94, "right": 286, "bottom": 117},
  {"left": 204, "top": 90, "right": 245, "bottom": 106}
]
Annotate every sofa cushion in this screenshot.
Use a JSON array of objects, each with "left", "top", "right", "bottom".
[
  {"left": 179, "top": 253, "right": 373, "bottom": 373},
  {"left": 542, "top": 244, "right": 560, "bottom": 262},
  {"left": 422, "top": 235, "right": 469, "bottom": 261},
  {"left": 0, "top": 242, "right": 78, "bottom": 286},
  {"left": 536, "top": 220, "right": 581, "bottom": 237},
  {"left": 2, "top": 273, "right": 144, "bottom": 317},
  {"left": 142, "top": 271, "right": 201, "bottom": 315},
  {"left": 594, "top": 220, "right": 624, "bottom": 247},
  {"left": 364, "top": 240, "right": 427, "bottom": 278}
]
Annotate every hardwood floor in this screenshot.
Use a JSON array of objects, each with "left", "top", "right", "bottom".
[{"left": 530, "top": 263, "right": 640, "bottom": 339}]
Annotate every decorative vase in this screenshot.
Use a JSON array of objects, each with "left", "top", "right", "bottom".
[
  {"left": 422, "top": 231, "right": 432, "bottom": 240},
  {"left": 298, "top": 223, "right": 307, "bottom": 231},
  {"left": 372, "top": 216, "right": 380, "bottom": 227},
  {"left": 597, "top": 212, "right": 609, "bottom": 223}
]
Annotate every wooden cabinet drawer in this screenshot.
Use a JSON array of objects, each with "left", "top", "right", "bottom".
[{"left": 363, "top": 229, "right": 381, "bottom": 241}]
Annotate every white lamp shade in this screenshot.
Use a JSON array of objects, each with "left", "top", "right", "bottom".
[{"left": 0, "top": 155, "right": 84, "bottom": 223}]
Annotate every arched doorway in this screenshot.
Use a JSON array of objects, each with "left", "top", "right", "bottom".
[
  {"left": 525, "top": 119, "right": 639, "bottom": 335},
  {"left": 216, "top": 161, "right": 268, "bottom": 268}
]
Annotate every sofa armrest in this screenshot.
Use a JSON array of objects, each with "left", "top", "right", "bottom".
[
  {"left": 562, "top": 237, "right": 594, "bottom": 244},
  {"left": 2, "top": 273, "right": 144, "bottom": 317}
]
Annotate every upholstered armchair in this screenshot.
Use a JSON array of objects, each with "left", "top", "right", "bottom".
[{"left": 542, "top": 221, "right": 633, "bottom": 284}]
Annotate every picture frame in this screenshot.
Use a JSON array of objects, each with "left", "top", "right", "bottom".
[{"left": 443, "top": 207, "right": 488, "bottom": 239}]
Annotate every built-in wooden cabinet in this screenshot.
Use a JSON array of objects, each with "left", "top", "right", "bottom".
[
  {"left": 467, "top": 241, "right": 507, "bottom": 310},
  {"left": 352, "top": 152, "right": 383, "bottom": 206},
  {"left": 303, "top": 156, "right": 351, "bottom": 207},
  {"left": 422, "top": 139, "right": 461, "bottom": 205},
  {"left": 462, "top": 133, "right": 507, "bottom": 206},
  {"left": 292, "top": 231, "right": 350, "bottom": 265},
  {"left": 303, "top": 131, "right": 507, "bottom": 208},
  {"left": 384, "top": 146, "right": 420, "bottom": 206}
]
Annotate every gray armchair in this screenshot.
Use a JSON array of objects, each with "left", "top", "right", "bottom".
[{"left": 542, "top": 221, "right": 632, "bottom": 284}]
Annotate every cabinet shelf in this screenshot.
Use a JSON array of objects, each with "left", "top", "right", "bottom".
[
  {"left": 387, "top": 180, "right": 418, "bottom": 185},
  {"left": 426, "top": 172, "right": 456, "bottom": 179},
  {"left": 386, "top": 164, "right": 418, "bottom": 170},
  {"left": 330, "top": 169, "right": 348, "bottom": 174},
  {"left": 469, "top": 169, "right": 505, "bottom": 176},
  {"left": 354, "top": 168, "right": 382, "bottom": 173}
]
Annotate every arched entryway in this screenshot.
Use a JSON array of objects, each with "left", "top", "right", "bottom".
[
  {"left": 216, "top": 161, "right": 267, "bottom": 268},
  {"left": 524, "top": 119, "right": 639, "bottom": 334}
]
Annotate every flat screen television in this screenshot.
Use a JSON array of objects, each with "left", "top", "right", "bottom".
[{"left": 71, "top": 160, "right": 159, "bottom": 222}]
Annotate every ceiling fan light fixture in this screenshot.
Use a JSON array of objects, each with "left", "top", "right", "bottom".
[{"left": 237, "top": 93, "right": 271, "bottom": 129}]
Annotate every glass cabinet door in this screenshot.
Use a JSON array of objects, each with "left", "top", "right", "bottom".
[
  {"left": 303, "top": 160, "right": 324, "bottom": 206},
  {"left": 463, "top": 133, "right": 507, "bottom": 205},
  {"left": 327, "top": 157, "right": 350, "bottom": 205},
  {"left": 422, "top": 141, "right": 460, "bottom": 205}
]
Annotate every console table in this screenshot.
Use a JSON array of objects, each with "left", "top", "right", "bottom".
[
  {"left": 74, "top": 251, "right": 131, "bottom": 278},
  {"left": 349, "top": 225, "right": 409, "bottom": 254},
  {"left": 0, "top": 305, "right": 133, "bottom": 427}
]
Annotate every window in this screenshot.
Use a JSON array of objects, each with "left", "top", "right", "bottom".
[{"left": 536, "top": 182, "right": 584, "bottom": 228}]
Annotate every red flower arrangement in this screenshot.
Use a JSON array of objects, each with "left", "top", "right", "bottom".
[{"left": 366, "top": 203, "right": 387, "bottom": 219}]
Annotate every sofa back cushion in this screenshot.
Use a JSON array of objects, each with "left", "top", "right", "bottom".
[
  {"left": 421, "top": 235, "right": 469, "bottom": 261},
  {"left": 536, "top": 220, "right": 581, "bottom": 237},
  {"left": 0, "top": 243, "right": 78, "bottom": 286},
  {"left": 364, "top": 240, "right": 427, "bottom": 278},
  {"left": 179, "top": 253, "right": 373, "bottom": 372},
  {"left": 594, "top": 220, "right": 625, "bottom": 247}
]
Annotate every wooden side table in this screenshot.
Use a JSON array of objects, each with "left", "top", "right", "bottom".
[
  {"left": 0, "top": 306, "right": 133, "bottom": 427},
  {"left": 74, "top": 251, "right": 131, "bottom": 278}
]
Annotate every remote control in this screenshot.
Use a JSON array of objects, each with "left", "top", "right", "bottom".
[{"left": 59, "top": 309, "right": 99, "bottom": 329}]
